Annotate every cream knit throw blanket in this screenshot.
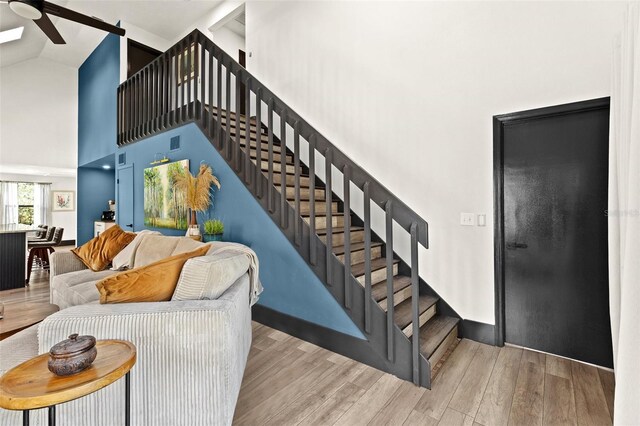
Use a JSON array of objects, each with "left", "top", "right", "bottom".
[{"left": 208, "top": 241, "right": 263, "bottom": 305}]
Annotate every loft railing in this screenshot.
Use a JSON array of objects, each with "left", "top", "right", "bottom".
[{"left": 118, "top": 29, "right": 430, "bottom": 385}]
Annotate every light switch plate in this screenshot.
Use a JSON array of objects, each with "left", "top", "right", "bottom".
[
  {"left": 460, "top": 212, "right": 475, "bottom": 226},
  {"left": 477, "top": 214, "right": 486, "bottom": 226}
]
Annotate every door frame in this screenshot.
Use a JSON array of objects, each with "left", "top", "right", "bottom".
[
  {"left": 493, "top": 97, "right": 610, "bottom": 347},
  {"left": 116, "top": 163, "right": 134, "bottom": 229}
]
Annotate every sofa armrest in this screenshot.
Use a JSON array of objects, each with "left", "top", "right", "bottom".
[
  {"left": 37, "top": 275, "right": 252, "bottom": 426},
  {"left": 50, "top": 251, "right": 87, "bottom": 278}
]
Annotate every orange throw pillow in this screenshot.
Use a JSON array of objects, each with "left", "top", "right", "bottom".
[
  {"left": 72, "top": 225, "right": 136, "bottom": 272},
  {"left": 95, "top": 245, "right": 210, "bottom": 304}
]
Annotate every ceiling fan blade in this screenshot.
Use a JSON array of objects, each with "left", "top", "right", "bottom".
[
  {"left": 34, "top": 13, "right": 65, "bottom": 44},
  {"left": 42, "top": 1, "right": 125, "bottom": 37}
]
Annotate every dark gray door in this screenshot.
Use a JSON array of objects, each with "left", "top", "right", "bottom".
[
  {"left": 501, "top": 99, "right": 612, "bottom": 367},
  {"left": 117, "top": 165, "right": 134, "bottom": 231}
]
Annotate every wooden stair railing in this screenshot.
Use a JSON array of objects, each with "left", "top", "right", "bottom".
[{"left": 117, "top": 29, "right": 462, "bottom": 388}]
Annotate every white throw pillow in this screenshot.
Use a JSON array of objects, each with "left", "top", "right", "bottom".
[
  {"left": 172, "top": 252, "right": 250, "bottom": 301},
  {"left": 111, "top": 230, "right": 162, "bottom": 271}
]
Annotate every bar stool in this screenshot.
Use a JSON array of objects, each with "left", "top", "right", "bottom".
[{"left": 26, "top": 228, "right": 64, "bottom": 284}]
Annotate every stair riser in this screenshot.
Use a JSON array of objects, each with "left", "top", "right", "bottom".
[
  {"left": 428, "top": 325, "right": 459, "bottom": 377},
  {"left": 218, "top": 117, "right": 259, "bottom": 132},
  {"left": 260, "top": 161, "right": 296, "bottom": 175},
  {"left": 319, "top": 230, "right": 365, "bottom": 246},
  {"left": 273, "top": 173, "right": 310, "bottom": 187},
  {"left": 337, "top": 246, "right": 382, "bottom": 266},
  {"left": 303, "top": 215, "right": 344, "bottom": 230},
  {"left": 378, "top": 285, "right": 413, "bottom": 311},
  {"left": 211, "top": 109, "right": 254, "bottom": 124},
  {"left": 240, "top": 139, "right": 283, "bottom": 154},
  {"left": 251, "top": 150, "right": 292, "bottom": 163},
  {"left": 286, "top": 187, "right": 325, "bottom": 199},
  {"left": 232, "top": 129, "right": 270, "bottom": 144},
  {"left": 298, "top": 201, "right": 339, "bottom": 215},
  {"left": 403, "top": 304, "right": 437, "bottom": 338},
  {"left": 357, "top": 263, "right": 398, "bottom": 285}
]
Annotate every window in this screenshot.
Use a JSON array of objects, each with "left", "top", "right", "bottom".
[{"left": 17, "top": 182, "right": 34, "bottom": 225}]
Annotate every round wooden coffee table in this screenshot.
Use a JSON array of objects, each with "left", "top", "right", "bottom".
[
  {"left": 0, "top": 303, "right": 59, "bottom": 341},
  {"left": 0, "top": 339, "right": 136, "bottom": 426}
]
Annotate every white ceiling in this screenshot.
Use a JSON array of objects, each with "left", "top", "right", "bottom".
[{"left": 0, "top": 1, "right": 223, "bottom": 68}]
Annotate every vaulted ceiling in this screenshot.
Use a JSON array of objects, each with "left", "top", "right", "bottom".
[{"left": 0, "top": 1, "right": 222, "bottom": 68}]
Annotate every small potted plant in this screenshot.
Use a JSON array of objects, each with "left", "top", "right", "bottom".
[{"left": 203, "top": 219, "right": 224, "bottom": 242}]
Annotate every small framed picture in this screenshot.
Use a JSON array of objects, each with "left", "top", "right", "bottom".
[{"left": 52, "top": 190, "right": 75, "bottom": 212}]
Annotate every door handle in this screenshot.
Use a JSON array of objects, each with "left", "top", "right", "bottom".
[
  {"left": 126, "top": 224, "right": 133, "bottom": 228},
  {"left": 506, "top": 242, "right": 528, "bottom": 250}
]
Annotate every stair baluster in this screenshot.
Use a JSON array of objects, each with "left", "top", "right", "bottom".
[{"left": 343, "top": 164, "right": 352, "bottom": 308}]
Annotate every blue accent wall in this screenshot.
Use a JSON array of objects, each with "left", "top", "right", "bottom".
[
  {"left": 78, "top": 32, "right": 120, "bottom": 167},
  {"left": 77, "top": 166, "right": 115, "bottom": 245},
  {"left": 117, "top": 123, "right": 364, "bottom": 338}
]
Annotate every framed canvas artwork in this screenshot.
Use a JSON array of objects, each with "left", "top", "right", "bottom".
[{"left": 144, "top": 159, "right": 190, "bottom": 230}]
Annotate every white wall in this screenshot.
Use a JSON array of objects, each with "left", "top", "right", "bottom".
[
  {"left": 246, "top": 1, "right": 626, "bottom": 324},
  {"left": 0, "top": 173, "right": 77, "bottom": 241},
  {"left": 211, "top": 26, "right": 245, "bottom": 61},
  {"left": 0, "top": 57, "right": 78, "bottom": 171}
]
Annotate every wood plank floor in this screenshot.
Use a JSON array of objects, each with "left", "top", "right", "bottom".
[
  {"left": 234, "top": 325, "right": 615, "bottom": 425},
  {"left": 0, "top": 254, "right": 615, "bottom": 425}
]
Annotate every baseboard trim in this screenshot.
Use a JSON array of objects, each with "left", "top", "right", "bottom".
[
  {"left": 59, "top": 239, "right": 76, "bottom": 247},
  {"left": 461, "top": 319, "right": 496, "bottom": 346},
  {"left": 252, "top": 304, "right": 387, "bottom": 371}
]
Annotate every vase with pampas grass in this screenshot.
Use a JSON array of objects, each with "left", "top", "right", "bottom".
[{"left": 173, "top": 163, "right": 221, "bottom": 238}]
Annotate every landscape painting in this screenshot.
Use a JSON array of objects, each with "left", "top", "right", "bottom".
[{"left": 144, "top": 159, "right": 189, "bottom": 230}]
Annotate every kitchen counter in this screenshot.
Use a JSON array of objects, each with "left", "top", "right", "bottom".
[{"left": 0, "top": 224, "right": 40, "bottom": 290}]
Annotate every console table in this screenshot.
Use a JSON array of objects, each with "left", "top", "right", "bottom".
[{"left": 0, "top": 225, "right": 40, "bottom": 290}]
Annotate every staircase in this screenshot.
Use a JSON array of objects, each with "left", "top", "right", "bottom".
[{"left": 117, "top": 30, "right": 462, "bottom": 388}]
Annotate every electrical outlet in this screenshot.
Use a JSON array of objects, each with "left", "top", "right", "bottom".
[{"left": 460, "top": 213, "right": 475, "bottom": 226}]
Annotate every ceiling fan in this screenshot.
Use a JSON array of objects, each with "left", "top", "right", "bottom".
[{"left": 0, "top": 0, "right": 125, "bottom": 44}]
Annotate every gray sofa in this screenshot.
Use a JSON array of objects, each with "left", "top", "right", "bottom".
[{"left": 0, "top": 235, "right": 261, "bottom": 426}]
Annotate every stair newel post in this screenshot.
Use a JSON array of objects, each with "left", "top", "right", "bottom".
[
  {"left": 173, "top": 45, "right": 179, "bottom": 126},
  {"left": 188, "top": 34, "right": 194, "bottom": 120},
  {"left": 255, "top": 89, "right": 263, "bottom": 198},
  {"left": 309, "top": 134, "right": 317, "bottom": 265},
  {"left": 385, "top": 200, "right": 395, "bottom": 361},
  {"left": 293, "top": 121, "right": 301, "bottom": 245},
  {"left": 215, "top": 54, "right": 222, "bottom": 149},
  {"left": 200, "top": 38, "right": 206, "bottom": 124},
  {"left": 325, "top": 147, "right": 333, "bottom": 286},
  {"left": 134, "top": 73, "right": 140, "bottom": 140},
  {"left": 343, "top": 165, "right": 352, "bottom": 308},
  {"left": 235, "top": 70, "right": 242, "bottom": 172},
  {"left": 280, "top": 110, "right": 288, "bottom": 229},
  {"left": 363, "top": 182, "right": 372, "bottom": 334},
  {"left": 267, "top": 99, "right": 275, "bottom": 213},
  {"left": 225, "top": 66, "right": 231, "bottom": 160},
  {"left": 244, "top": 78, "right": 252, "bottom": 185},
  {"left": 207, "top": 45, "right": 213, "bottom": 137},
  {"left": 410, "top": 222, "right": 420, "bottom": 385},
  {"left": 156, "top": 58, "right": 162, "bottom": 130},
  {"left": 141, "top": 68, "right": 147, "bottom": 136},
  {"left": 117, "top": 85, "right": 121, "bottom": 146},
  {"left": 163, "top": 54, "right": 168, "bottom": 129}
]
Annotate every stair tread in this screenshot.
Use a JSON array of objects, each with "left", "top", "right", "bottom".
[
  {"left": 351, "top": 257, "right": 399, "bottom": 278},
  {"left": 371, "top": 275, "right": 412, "bottom": 302},
  {"left": 333, "top": 241, "right": 383, "bottom": 256},
  {"left": 301, "top": 212, "right": 345, "bottom": 218},
  {"left": 393, "top": 294, "right": 439, "bottom": 331},
  {"left": 317, "top": 226, "right": 364, "bottom": 236},
  {"left": 419, "top": 315, "right": 460, "bottom": 359}
]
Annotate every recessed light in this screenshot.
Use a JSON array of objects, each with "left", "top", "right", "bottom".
[
  {"left": 0, "top": 27, "right": 24, "bottom": 45},
  {"left": 102, "top": 165, "right": 111, "bottom": 170}
]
